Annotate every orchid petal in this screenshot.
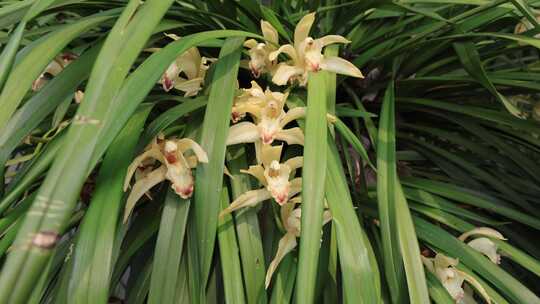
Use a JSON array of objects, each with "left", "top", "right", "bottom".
[
  {"left": 280, "top": 106, "right": 306, "bottom": 128},
  {"left": 176, "top": 138, "right": 209, "bottom": 163},
  {"left": 467, "top": 238, "right": 500, "bottom": 264},
  {"left": 289, "top": 177, "right": 303, "bottom": 197},
  {"left": 164, "top": 32, "right": 181, "bottom": 41},
  {"left": 241, "top": 165, "right": 267, "bottom": 186},
  {"left": 320, "top": 56, "right": 364, "bottom": 78},
  {"left": 186, "top": 155, "right": 198, "bottom": 168},
  {"left": 458, "top": 270, "right": 492, "bottom": 304},
  {"left": 244, "top": 39, "right": 258, "bottom": 49},
  {"left": 316, "top": 35, "right": 350, "bottom": 47},
  {"left": 294, "top": 12, "right": 316, "bottom": 47},
  {"left": 260, "top": 144, "right": 283, "bottom": 167},
  {"left": 176, "top": 48, "right": 202, "bottom": 79},
  {"left": 174, "top": 77, "right": 203, "bottom": 97},
  {"left": 226, "top": 122, "right": 260, "bottom": 145},
  {"left": 286, "top": 208, "right": 302, "bottom": 235},
  {"left": 271, "top": 64, "right": 304, "bottom": 86},
  {"left": 261, "top": 20, "right": 279, "bottom": 45},
  {"left": 280, "top": 201, "right": 297, "bottom": 225},
  {"left": 124, "top": 148, "right": 166, "bottom": 191},
  {"left": 124, "top": 166, "right": 167, "bottom": 223},
  {"left": 265, "top": 233, "right": 297, "bottom": 288},
  {"left": 322, "top": 210, "right": 332, "bottom": 225},
  {"left": 421, "top": 256, "right": 435, "bottom": 273},
  {"left": 458, "top": 227, "right": 506, "bottom": 241},
  {"left": 269, "top": 44, "right": 298, "bottom": 63},
  {"left": 219, "top": 188, "right": 272, "bottom": 218},
  {"left": 275, "top": 127, "right": 305, "bottom": 145},
  {"left": 285, "top": 156, "right": 304, "bottom": 174}
]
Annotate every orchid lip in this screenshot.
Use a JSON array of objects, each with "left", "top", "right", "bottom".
[
  {"left": 262, "top": 133, "right": 274, "bottom": 145},
  {"left": 275, "top": 193, "right": 288, "bottom": 205},
  {"left": 175, "top": 184, "right": 194, "bottom": 198},
  {"left": 162, "top": 77, "right": 173, "bottom": 91}
]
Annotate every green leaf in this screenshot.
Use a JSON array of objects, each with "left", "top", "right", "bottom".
[
  {"left": 193, "top": 36, "right": 244, "bottom": 288},
  {"left": 148, "top": 190, "right": 190, "bottom": 304},
  {"left": 377, "top": 81, "right": 429, "bottom": 303},
  {"left": 217, "top": 186, "right": 246, "bottom": 304},
  {"left": 69, "top": 105, "right": 151, "bottom": 304},
  {"left": 228, "top": 148, "right": 267, "bottom": 304},
  {"left": 0, "top": 13, "right": 113, "bottom": 131},
  {"left": 296, "top": 71, "right": 328, "bottom": 304},
  {"left": 326, "top": 140, "right": 382, "bottom": 304},
  {"left": 453, "top": 41, "right": 523, "bottom": 118}
]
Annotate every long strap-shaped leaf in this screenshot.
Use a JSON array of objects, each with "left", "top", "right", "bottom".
[
  {"left": 218, "top": 187, "right": 246, "bottom": 304},
  {"left": 68, "top": 105, "right": 151, "bottom": 304},
  {"left": 377, "top": 81, "right": 429, "bottom": 303},
  {"left": 377, "top": 82, "right": 407, "bottom": 303},
  {"left": 193, "top": 37, "right": 244, "bottom": 290},
  {"left": 0, "top": 13, "right": 114, "bottom": 131},
  {"left": 0, "top": 43, "right": 101, "bottom": 170},
  {"left": 0, "top": 1, "right": 174, "bottom": 302},
  {"left": 148, "top": 190, "right": 191, "bottom": 304},
  {"left": 0, "top": 0, "right": 64, "bottom": 91},
  {"left": 295, "top": 71, "right": 328, "bottom": 303},
  {"left": 228, "top": 149, "right": 267, "bottom": 304},
  {"left": 326, "top": 140, "right": 382, "bottom": 304},
  {"left": 453, "top": 41, "right": 523, "bottom": 118}
]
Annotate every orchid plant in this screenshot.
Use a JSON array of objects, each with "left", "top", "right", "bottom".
[
  {"left": 159, "top": 34, "right": 213, "bottom": 97},
  {"left": 268, "top": 12, "right": 364, "bottom": 86},
  {"left": 226, "top": 81, "right": 305, "bottom": 147},
  {"left": 265, "top": 198, "right": 332, "bottom": 288},
  {"left": 244, "top": 20, "right": 280, "bottom": 77},
  {"left": 219, "top": 144, "right": 302, "bottom": 218},
  {"left": 459, "top": 227, "right": 507, "bottom": 264},
  {"left": 422, "top": 253, "right": 490, "bottom": 304},
  {"left": 123, "top": 135, "right": 208, "bottom": 222}
]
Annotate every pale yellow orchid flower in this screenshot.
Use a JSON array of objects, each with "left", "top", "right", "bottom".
[
  {"left": 123, "top": 136, "right": 208, "bottom": 222},
  {"left": 269, "top": 12, "right": 363, "bottom": 86},
  {"left": 422, "top": 253, "right": 491, "bottom": 304},
  {"left": 265, "top": 199, "right": 332, "bottom": 288},
  {"left": 159, "top": 34, "right": 213, "bottom": 97},
  {"left": 219, "top": 145, "right": 303, "bottom": 218},
  {"left": 244, "top": 20, "right": 280, "bottom": 77},
  {"left": 227, "top": 85, "right": 304, "bottom": 146},
  {"left": 231, "top": 81, "right": 267, "bottom": 123},
  {"left": 32, "top": 52, "right": 77, "bottom": 91},
  {"left": 459, "top": 227, "right": 506, "bottom": 264}
]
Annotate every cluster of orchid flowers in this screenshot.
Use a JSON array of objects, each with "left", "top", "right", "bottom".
[
  {"left": 422, "top": 227, "right": 506, "bottom": 303},
  {"left": 125, "top": 12, "right": 363, "bottom": 287}
]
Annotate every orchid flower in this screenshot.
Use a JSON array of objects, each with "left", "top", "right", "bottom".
[
  {"left": 159, "top": 34, "right": 213, "bottom": 97},
  {"left": 459, "top": 227, "right": 506, "bottom": 264},
  {"left": 231, "top": 81, "right": 267, "bottom": 123},
  {"left": 227, "top": 84, "right": 304, "bottom": 146},
  {"left": 422, "top": 253, "right": 491, "bottom": 304},
  {"left": 32, "top": 52, "right": 77, "bottom": 91},
  {"left": 269, "top": 12, "right": 363, "bottom": 86},
  {"left": 244, "top": 20, "right": 280, "bottom": 77},
  {"left": 219, "top": 145, "right": 303, "bottom": 218},
  {"left": 123, "top": 136, "right": 208, "bottom": 222},
  {"left": 265, "top": 199, "right": 332, "bottom": 288}
]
